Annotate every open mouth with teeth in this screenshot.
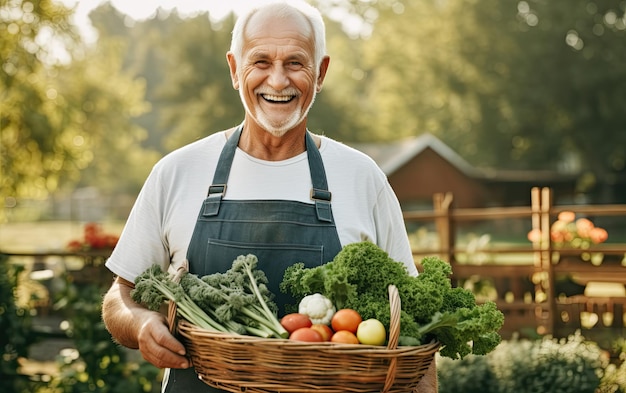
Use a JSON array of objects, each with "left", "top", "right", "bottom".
[{"left": 261, "top": 94, "right": 296, "bottom": 103}]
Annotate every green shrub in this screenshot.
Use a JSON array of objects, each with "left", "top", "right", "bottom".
[
  {"left": 0, "top": 254, "right": 39, "bottom": 393},
  {"left": 437, "top": 353, "right": 498, "bottom": 393},
  {"left": 439, "top": 332, "right": 604, "bottom": 393},
  {"left": 45, "top": 275, "right": 160, "bottom": 393},
  {"left": 596, "top": 338, "right": 626, "bottom": 393}
]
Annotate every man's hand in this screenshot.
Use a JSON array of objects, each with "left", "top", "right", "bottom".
[
  {"left": 135, "top": 310, "right": 190, "bottom": 369},
  {"left": 102, "top": 277, "right": 190, "bottom": 369}
]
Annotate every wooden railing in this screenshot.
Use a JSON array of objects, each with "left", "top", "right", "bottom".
[
  {"left": 404, "top": 187, "right": 626, "bottom": 345},
  {"left": 3, "top": 188, "right": 625, "bottom": 345}
]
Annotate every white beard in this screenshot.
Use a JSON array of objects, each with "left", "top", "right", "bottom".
[{"left": 239, "top": 88, "right": 318, "bottom": 138}]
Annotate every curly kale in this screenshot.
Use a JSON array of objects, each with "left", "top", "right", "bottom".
[
  {"left": 132, "top": 255, "right": 288, "bottom": 338},
  {"left": 131, "top": 264, "right": 228, "bottom": 332},
  {"left": 280, "top": 241, "right": 504, "bottom": 359},
  {"left": 281, "top": 241, "right": 409, "bottom": 310}
]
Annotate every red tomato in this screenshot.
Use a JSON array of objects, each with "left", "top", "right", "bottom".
[
  {"left": 289, "top": 327, "right": 324, "bottom": 342},
  {"left": 331, "top": 309, "right": 362, "bottom": 334},
  {"left": 280, "top": 313, "right": 312, "bottom": 334}
]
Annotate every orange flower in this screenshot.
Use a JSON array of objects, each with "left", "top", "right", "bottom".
[
  {"left": 527, "top": 228, "right": 542, "bottom": 243},
  {"left": 589, "top": 227, "right": 608, "bottom": 244},
  {"left": 557, "top": 211, "right": 576, "bottom": 223},
  {"left": 575, "top": 218, "right": 594, "bottom": 238},
  {"left": 542, "top": 214, "right": 608, "bottom": 248},
  {"left": 550, "top": 230, "right": 565, "bottom": 243}
]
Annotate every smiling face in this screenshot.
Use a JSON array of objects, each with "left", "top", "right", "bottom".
[{"left": 227, "top": 7, "right": 329, "bottom": 138}]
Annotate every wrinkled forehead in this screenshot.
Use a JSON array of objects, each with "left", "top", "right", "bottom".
[{"left": 244, "top": 6, "right": 314, "bottom": 44}]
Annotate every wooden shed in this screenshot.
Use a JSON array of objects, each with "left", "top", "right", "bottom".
[{"left": 351, "top": 134, "right": 579, "bottom": 209}]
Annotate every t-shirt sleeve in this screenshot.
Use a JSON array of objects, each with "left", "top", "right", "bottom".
[
  {"left": 105, "top": 165, "right": 170, "bottom": 282},
  {"left": 373, "top": 180, "right": 419, "bottom": 277}
]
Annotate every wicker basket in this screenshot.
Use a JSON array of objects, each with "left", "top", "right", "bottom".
[{"left": 168, "top": 283, "right": 439, "bottom": 393}]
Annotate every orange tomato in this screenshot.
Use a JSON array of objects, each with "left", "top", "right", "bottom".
[
  {"left": 331, "top": 309, "right": 362, "bottom": 333},
  {"left": 310, "top": 324, "right": 334, "bottom": 341},
  {"left": 330, "top": 330, "right": 360, "bottom": 344}
]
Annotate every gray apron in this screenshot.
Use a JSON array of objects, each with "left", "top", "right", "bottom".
[{"left": 164, "top": 125, "right": 342, "bottom": 392}]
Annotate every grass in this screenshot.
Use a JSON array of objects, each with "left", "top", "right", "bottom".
[{"left": 0, "top": 220, "right": 125, "bottom": 253}]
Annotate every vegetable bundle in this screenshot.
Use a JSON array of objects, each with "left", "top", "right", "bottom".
[
  {"left": 280, "top": 241, "right": 505, "bottom": 359},
  {"left": 131, "top": 254, "right": 288, "bottom": 339}
]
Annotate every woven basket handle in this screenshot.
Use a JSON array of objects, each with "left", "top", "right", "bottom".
[
  {"left": 167, "top": 263, "right": 188, "bottom": 335},
  {"left": 382, "top": 284, "right": 401, "bottom": 392}
]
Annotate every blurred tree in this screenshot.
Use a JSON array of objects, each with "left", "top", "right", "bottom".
[
  {"left": 0, "top": 0, "right": 157, "bottom": 221},
  {"left": 354, "top": 0, "right": 626, "bottom": 200},
  {"left": 89, "top": 7, "right": 243, "bottom": 152},
  {"left": 307, "top": 16, "right": 366, "bottom": 141},
  {"left": 88, "top": 4, "right": 362, "bottom": 150},
  {"left": 1, "top": 0, "right": 78, "bottom": 206},
  {"left": 152, "top": 12, "right": 243, "bottom": 150},
  {"left": 62, "top": 0, "right": 626, "bottom": 203},
  {"left": 54, "top": 38, "right": 160, "bottom": 194}
]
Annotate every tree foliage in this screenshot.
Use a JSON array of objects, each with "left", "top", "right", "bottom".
[
  {"left": 0, "top": 0, "right": 157, "bottom": 219},
  {"left": 1, "top": 0, "right": 78, "bottom": 201},
  {"left": 357, "top": 0, "right": 626, "bottom": 193},
  {"left": 3, "top": 0, "right": 626, "bottom": 210},
  {"left": 87, "top": 6, "right": 361, "bottom": 149}
]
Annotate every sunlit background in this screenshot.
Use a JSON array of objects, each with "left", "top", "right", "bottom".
[{"left": 2, "top": 1, "right": 626, "bottom": 392}]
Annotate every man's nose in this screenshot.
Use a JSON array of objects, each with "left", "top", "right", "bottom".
[{"left": 267, "top": 65, "right": 289, "bottom": 90}]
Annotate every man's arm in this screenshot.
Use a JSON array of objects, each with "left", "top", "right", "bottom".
[{"left": 101, "top": 276, "right": 190, "bottom": 369}]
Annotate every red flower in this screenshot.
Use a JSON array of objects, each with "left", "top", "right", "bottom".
[{"left": 66, "top": 222, "right": 119, "bottom": 251}]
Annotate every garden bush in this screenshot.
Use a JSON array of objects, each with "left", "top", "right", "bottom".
[
  {"left": 0, "top": 254, "right": 39, "bottom": 393},
  {"left": 1, "top": 252, "right": 160, "bottom": 393},
  {"left": 438, "top": 332, "right": 626, "bottom": 393},
  {"left": 43, "top": 274, "right": 160, "bottom": 393},
  {"left": 436, "top": 352, "right": 498, "bottom": 393}
]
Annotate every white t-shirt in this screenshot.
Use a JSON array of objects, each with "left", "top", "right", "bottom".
[{"left": 105, "top": 130, "right": 417, "bottom": 281}]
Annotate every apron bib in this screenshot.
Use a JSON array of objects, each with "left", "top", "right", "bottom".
[{"left": 164, "top": 125, "right": 342, "bottom": 392}]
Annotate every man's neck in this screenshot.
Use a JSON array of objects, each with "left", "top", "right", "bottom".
[{"left": 230, "top": 122, "right": 320, "bottom": 161}]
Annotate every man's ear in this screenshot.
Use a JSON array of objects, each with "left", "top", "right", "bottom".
[
  {"left": 226, "top": 52, "right": 239, "bottom": 90},
  {"left": 316, "top": 55, "right": 331, "bottom": 93}
]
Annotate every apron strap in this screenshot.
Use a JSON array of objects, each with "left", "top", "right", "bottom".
[
  {"left": 202, "top": 125, "right": 242, "bottom": 217},
  {"left": 305, "top": 131, "right": 333, "bottom": 223},
  {"left": 203, "top": 124, "right": 333, "bottom": 222}
]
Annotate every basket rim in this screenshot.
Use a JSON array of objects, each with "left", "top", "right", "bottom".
[{"left": 176, "top": 318, "right": 440, "bottom": 353}]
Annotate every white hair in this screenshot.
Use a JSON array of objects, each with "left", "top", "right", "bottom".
[{"left": 229, "top": 0, "right": 327, "bottom": 71}]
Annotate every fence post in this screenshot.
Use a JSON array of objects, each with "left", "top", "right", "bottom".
[
  {"left": 433, "top": 192, "right": 454, "bottom": 263},
  {"left": 531, "top": 187, "right": 541, "bottom": 268},
  {"left": 540, "top": 187, "right": 555, "bottom": 335}
]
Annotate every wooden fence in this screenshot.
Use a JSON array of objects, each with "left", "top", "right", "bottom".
[
  {"left": 404, "top": 187, "right": 626, "bottom": 346},
  {"left": 2, "top": 186, "right": 625, "bottom": 346}
]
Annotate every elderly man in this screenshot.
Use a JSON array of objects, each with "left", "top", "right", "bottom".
[{"left": 102, "top": 1, "right": 438, "bottom": 391}]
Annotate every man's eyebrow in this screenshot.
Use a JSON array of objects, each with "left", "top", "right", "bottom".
[
  {"left": 247, "top": 50, "right": 269, "bottom": 59},
  {"left": 286, "top": 52, "right": 308, "bottom": 62},
  {"left": 246, "top": 49, "right": 309, "bottom": 62}
]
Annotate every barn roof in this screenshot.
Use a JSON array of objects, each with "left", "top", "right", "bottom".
[
  {"left": 350, "top": 133, "right": 480, "bottom": 177},
  {"left": 349, "top": 133, "right": 577, "bottom": 183}
]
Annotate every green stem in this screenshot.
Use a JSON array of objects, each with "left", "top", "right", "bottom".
[
  {"left": 152, "top": 278, "right": 227, "bottom": 332},
  {"left": 242, "top": 264, "right": 289, "bottom": 338}
]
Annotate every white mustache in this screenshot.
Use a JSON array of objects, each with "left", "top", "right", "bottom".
[{"left": 255, "top": 87, "right": 300, "bottom": 97}]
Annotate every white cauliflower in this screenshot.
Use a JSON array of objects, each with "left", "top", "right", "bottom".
[{"left": 298, "top": 293, "right": 336, "bottom": 325}]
